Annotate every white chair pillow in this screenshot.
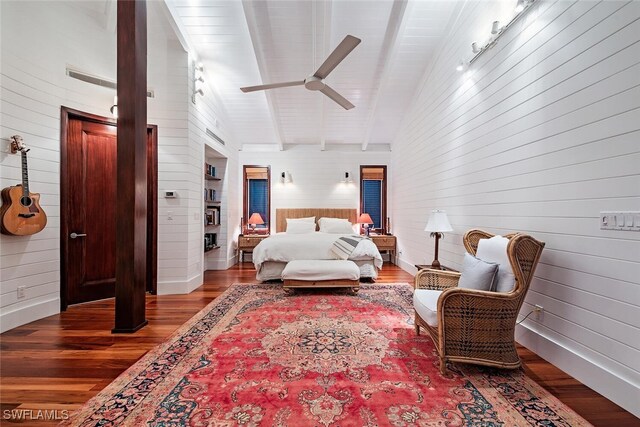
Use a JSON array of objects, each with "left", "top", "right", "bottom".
[
  {"left": 457, "top": 252, "right": 499, "bottom": 291},
  {"left": 318, "top": 217, "right": 354, "bottom": 234},
  {"left": 476, "top": 235, "right": 516, "bottom": 292},
  {"left": 286, "top": 219, "right": 316, "bottom": 234}
]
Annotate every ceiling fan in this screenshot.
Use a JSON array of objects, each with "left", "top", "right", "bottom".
[{"left": 240, "top": 35, "right": 361, "bottom": 110}]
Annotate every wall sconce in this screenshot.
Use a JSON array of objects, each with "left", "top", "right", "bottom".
[
  {"left": 281, "top": 171, "right": 292, "bottom": 184},
  {"left": 341, "top": 172, "right": 353, "bottom": 183},
  {"left": 110, "top": 95, "right": 118, "bottom": 119}
]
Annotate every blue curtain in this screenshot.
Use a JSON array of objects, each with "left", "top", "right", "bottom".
[
  {"left": 248, "top": 179, "right": 268, "bottom": 228},
  {"left": 362, "top": 180, "right": 382, "bottom": 229}
]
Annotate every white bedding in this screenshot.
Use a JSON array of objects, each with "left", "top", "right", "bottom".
[{"left": 253, "top": 232, "right": 383, "bottom": 272}]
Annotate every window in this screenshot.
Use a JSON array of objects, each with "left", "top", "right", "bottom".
[
  {"left": 360, "top": 165, "right": 387, "bottom": 234},
  {"left": 243, "top": 165, "right": 270, "bottom": 234}
]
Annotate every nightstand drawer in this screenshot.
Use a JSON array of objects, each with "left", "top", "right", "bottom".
[
  {"left": 371, "top": 236, "right": 396, "bottom": 249},
  {"left": 238, "top": 235, "right": 266, "bottom": 249}
]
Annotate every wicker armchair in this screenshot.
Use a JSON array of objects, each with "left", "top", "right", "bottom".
[{"left": 414, "top": 229, "right": 545, "bottom": 374}]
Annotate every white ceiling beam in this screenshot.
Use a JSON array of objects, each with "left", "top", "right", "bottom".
[
  {"left": 317, "top": 0, "right": 332, "bottom": 152},
  {"left": 242, "top": 1, "right": 286, "bottom": 151},
  {"left": 361, "top": 0, "right": 410, "bottom": 151},
  {"left": 160, "top": 0, "right": 197, "bottom": 57},
  {"left": 104, "top": 0, "right": 117, "bottom": 34}
]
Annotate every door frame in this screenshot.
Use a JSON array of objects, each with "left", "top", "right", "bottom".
[{"left": 60, "top": 106, "right": 158, "bottom": 310}]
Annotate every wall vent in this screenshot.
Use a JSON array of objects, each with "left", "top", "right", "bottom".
[
  {"left": 66, "top": 67, "right": 155, "bottom": 98},
  {"left": 206, "top": 128, "right": 225, "bottom": 146}
]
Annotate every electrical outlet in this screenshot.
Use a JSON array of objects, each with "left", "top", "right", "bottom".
[
  {"left": 534, "top": 304, "right": 544, "bottom": 320},
  {"left": 17, "top": 286, "right": 26, "bottom": 300},
  {"left": 167, "top": 211, "right": 173, "bottom": 220}
]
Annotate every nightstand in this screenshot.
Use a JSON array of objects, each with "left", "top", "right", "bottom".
[
  {"left": 370, "top": 235, "right": 397, "bottom": 265},
  {"left": 238, "top": 234, "right": 268, "bottom": 262}
]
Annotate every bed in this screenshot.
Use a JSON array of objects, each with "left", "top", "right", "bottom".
[{"left": 253, "top": 208, "right": 383, "bottom": 281}]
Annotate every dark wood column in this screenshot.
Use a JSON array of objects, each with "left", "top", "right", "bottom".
[{"left": 113, "top": 0, "right": 148, "bottom": 333}]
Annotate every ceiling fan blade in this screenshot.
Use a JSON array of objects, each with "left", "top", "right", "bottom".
[
  {"left": 240, "top": 80, "right": 305, "bottom": 93},
  {"left": 313, "top": 35, "right": 361, "bottom": 80},
  {"left": 320, "top": 85, "right": 355, "bottom": 110}
]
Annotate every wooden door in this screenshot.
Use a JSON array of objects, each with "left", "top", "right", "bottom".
[{"left": 60, "top": 108, "right": 157, "bottom": 308}]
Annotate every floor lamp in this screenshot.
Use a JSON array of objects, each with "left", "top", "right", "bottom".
[{"left": 424, "top": 210, "right": 453, "bottom": 269}]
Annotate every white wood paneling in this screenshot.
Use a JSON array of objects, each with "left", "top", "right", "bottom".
[
  {"left": 240, "top": 146, "right": 391, "bottom": 233},
  {"left": 0, "top": 1, "right": 211, "bottom": 327},
  {"left": 391, "top": 0, "right": 640, "bottom": 416}
]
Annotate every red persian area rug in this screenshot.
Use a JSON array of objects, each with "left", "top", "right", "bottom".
[{"left": 62, "top": 283, "right": 591, "bottom": 426}]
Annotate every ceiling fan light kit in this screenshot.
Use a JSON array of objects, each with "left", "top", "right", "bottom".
[{"left": 240, "top": 35, "right": 361, "bottom": 110}]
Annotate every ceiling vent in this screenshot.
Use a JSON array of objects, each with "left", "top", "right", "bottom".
[
  {"left": 206, "top": 128, "right": 225, "bottom": 146},
  {"left": 66, "top": 67, "right": 155, "bottom": 98}
]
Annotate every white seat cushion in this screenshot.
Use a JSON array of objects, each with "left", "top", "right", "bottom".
[
  {"left": 413, "top": 289, "right": 442, "bottom": 327},
  {"left": 282, "top": 260, "right": 360, "bottom": 281}
]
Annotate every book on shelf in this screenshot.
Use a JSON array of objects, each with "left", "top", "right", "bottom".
[
  {"left": 204, "top": 188, "right": 217, "bottom": 202},
  {"left": 204, "top": 162, "right": 216, "bottom": 178}
]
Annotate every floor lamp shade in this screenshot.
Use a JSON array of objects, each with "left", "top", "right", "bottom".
[{"left": 424, "top": 210, "right": 452, "bottom": 268}]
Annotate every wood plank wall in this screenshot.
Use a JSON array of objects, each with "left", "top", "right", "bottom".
[{"left": 390, "top": 0, "right": 640, "bottom": 416}]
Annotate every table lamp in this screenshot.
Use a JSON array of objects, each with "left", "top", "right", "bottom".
[
  {"left": 424, "top": 210, "right": 453, "bottom": 268},
  {"left": 248, "top": 212, "right": 264, "bottom": 234},
  {"left": 358, "top": 213, "right": 374, "bottom": 236}
]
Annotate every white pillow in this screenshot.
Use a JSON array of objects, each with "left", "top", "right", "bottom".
[
  {"left": 286, "top": 219, "right": 316, "bottom": 234},
  {"left": 476, "top": 235, "right": 516, "bottom": 292},
  {"left": 318, "top": 217, "right": 354, "bottom": 234},
  {"left": 458, "top": 252, "right": 499, "bottom": 291},
  {"left": 288, "top": 216, "right": 315, "bottom": 223}
]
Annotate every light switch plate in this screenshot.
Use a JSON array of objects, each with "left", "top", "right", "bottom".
[{"left": 600, "top": 211, "right": 640, "bottom": 231}]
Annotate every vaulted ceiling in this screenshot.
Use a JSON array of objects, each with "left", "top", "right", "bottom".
[{"left": 167, "top": 0, "right": 461, "bottom": 150}]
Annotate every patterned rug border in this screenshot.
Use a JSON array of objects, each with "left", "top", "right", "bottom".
[{"left": 62, "top": 282, "right": 591, "bottom": 426}]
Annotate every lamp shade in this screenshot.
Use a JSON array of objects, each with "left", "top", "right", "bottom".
[
  {"left": 424, "top": 210, "right": 452, "bottom": 232},
  {"left": 248, "top": 212, "right": 264, "bottom": 225},
  {"left": 358, "top": 213, "right": 373, "bottom": 224}
]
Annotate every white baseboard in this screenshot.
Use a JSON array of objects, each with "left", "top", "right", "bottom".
[
  {"left": 0, "top": 296, "right": 60, "bottom": 333},
  {"left": 396, "top": 255, "right": 418, "bottom": 276},
  {"left": 157, "top": 273, "right": 203, "bottom": 295},
  {"left": 397, "top": 256, "right": 640, "bottom": 417},
  {"left": 205, "top": 253, "right": 238, "bottom": 271},
  {"left": 516, "top": 322, "right": 640, "bottom": 417}
]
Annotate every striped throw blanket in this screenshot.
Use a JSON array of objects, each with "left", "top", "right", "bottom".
[{"left": 331, "top": 236, "right": 367, "bottom": 260}]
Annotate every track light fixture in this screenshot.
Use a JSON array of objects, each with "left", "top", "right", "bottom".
[
  {"left": 467, "top": 0, "right": 536, "bottom": 67},
  {"left": 491, "top": 20, "right": 501, "bottom": 35},
  {"left": 192, "top": 61, "right": 206, "bottom": 103}
]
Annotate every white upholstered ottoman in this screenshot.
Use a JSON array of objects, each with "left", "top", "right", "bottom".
[{"left": 282, "top": 260, "right": 360, "bottom": 292}]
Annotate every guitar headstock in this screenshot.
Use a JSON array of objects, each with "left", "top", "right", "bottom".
[{"left": 10, "top": 135, "right": 27, "bottom": 154}]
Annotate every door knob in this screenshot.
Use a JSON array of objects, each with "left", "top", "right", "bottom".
[{"left": 70, "top": 232, "right": 87, "bottom": 239}]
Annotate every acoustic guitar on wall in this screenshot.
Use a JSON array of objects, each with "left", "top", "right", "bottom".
[{"left": 0, "top": 135, "right": 47, "bottom": 236}]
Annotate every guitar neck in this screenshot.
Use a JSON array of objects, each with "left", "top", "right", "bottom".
[{"left": 21, "top": 150, "right": 30, "bottom": 196}]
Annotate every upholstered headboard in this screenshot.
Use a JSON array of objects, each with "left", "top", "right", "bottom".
[{"left": 276, "top": 208, "right": 357, "bottom": 233}]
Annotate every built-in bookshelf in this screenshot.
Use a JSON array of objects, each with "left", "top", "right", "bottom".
[{"left": 204, "top": 161, "right": 221, "bottom": 252}]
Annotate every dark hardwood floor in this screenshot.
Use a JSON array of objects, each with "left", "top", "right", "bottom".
[{"left": 0, "top": 263, "right": 637, "bottom": 426}]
